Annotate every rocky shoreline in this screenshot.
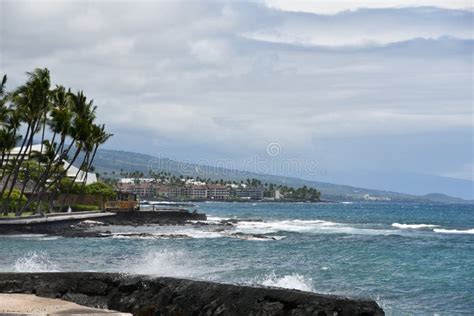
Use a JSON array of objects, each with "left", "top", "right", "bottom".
[
  {"left": 0, "top": 210, "right": 207, "bottom": 237},
  {"left": 0, "top": 272, "right": 384, "bottom": 316}
]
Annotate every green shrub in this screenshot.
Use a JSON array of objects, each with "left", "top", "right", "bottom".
[
  {"left": 1, "top": 189, "right": 27, "bottom": 212},
  {"left": 28, "top": 201, "right": 49, "bottom": 213},
  {"left": 72, "top": 204, "right": 99, "bottom": 212},
  {"left": 85, "top": 182, "right": 116, "bottom": 200}
]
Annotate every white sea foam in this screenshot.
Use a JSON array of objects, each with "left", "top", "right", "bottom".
[
  {"left": 233, "top": 219, "right": 395, "bottom": 236},
  {"left": 203, "top": 216, "right": 232, "bottom": 224},
  {"left": 234, "top": 219, "right": 336, "bottom": 234},
  {"left": 14, "top": 251, "right": 59, "bottom": 272},
  {"left": 433, "top": 228, "right": 474, "bottom": 235},
  {"left": 1, "top": 234, "right": 63, "bottom": 241},
  {"left": 103, "top": 217, "right": 400, "bottom": 239},
  {"left": 1, "top": 234, "right": 48, "bottom": 238},
  {"left": 260, "top": 272, "right": 314, "bottom": 292},
  {"left": 392, "top": 223, "right": 439, "bottom": 229}
]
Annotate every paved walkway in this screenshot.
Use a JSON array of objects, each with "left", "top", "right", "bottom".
[
  {"left": 0, "top": 294, "right": 131, "bottom": 315},
  {"left": 0, "top": 212, "right": 115, "bottom": 225}
]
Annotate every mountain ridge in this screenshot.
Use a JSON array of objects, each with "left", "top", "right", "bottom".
[{"left": 92, "top": 149, "right": 472, "bottom": 203}]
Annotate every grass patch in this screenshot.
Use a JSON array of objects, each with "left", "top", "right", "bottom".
[{"left": 0, "top": 211, "right": 34, "bottom": 218}]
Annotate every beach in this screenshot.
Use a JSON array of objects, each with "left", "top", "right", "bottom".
[{"left": 0, "top": 293, "right": 130, "bottom": 315}]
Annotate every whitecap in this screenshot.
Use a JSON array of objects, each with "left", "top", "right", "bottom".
[
  {"left": 233, "top": 219, "right": 395, "bottom": 236},
  {"left": 392, "top": 223, "right": 439, "bottom": 229},
  {"left": 433, "top": 228, "right": 474, "bottom": 235}
]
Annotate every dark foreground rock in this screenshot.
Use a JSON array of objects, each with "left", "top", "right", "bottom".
[{"left": 0, "top": 272, "right": 384, "bottom": 316}]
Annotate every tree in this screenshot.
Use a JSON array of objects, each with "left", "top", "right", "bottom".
[
  {"left": 0, "top": 68, "right": 112, "bottom": 215},
  {"left": 85, "top": 182, "right": 116, "bottom": 201}
]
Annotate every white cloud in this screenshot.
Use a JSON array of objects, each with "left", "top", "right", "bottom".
[
  {"left": 0, "top": 0, "right": 472, "bottom": 182},
  {"left": 190, "top": 39, "right": 232, "bottom": 64},
  {"left": 265, "top": 0, "right": 473, "bottom": 15},
  {"left": 245, "top": 5, "right": 472, "bottom": 47}
]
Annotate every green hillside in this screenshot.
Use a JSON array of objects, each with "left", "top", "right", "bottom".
[{"left": 91, "top": 149, "right": 467, "bottom": 203}]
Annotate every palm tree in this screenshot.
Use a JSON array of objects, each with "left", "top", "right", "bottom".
[
  {"left": 84, "top": 124, "right": 112, "bottom": 184},
  {"left": 2, "top": 69, "right": 51, "bottom": 211},
  {"left": 1, "top": 69, "right": 112, "bottom": 215}
]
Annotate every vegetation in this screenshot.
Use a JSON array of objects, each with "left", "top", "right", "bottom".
[
  {"left": 110, "top": 170, "right": 322, "bottom": 202},
  {"left": 2, "top": 189, "right": 27, "bottom": 213},
  {"left": 84, "top": 182, "right": 116, "bottom": 200},
  {"left": 0, "top": 69, "right": 112, "bottom": 216}
]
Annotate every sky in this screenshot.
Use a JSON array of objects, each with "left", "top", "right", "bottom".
[{"left": 0, "top": 0, "right": 473, "bottom": 198}]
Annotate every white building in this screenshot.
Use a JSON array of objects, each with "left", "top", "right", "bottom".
[
  {"left": 7, "top": 144, "right": 97, "bottom": 185},
  {"left": 119, "top": 178, "right": 155, "bottom": 184}
]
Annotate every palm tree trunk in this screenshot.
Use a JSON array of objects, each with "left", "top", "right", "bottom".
[
  {"left": 0, "top": 124, "right": 30, "bottom": 198},
  {"left": 1, "top": 122, "right": 36, "bottom": 212},
  {"left": 19, "top": 133, "right": 64, "bottom": 213},
  {"left": 44, "top": 146, "right": 82, "bottom": 212}
]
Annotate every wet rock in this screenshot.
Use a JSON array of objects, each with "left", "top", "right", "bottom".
[
  {"left": 0, "top": 272, "right": 384, "bottom": 316},
  {"left": 0, "top": 211, "right": 206, "bottom": 238},
  {"left": 108, "top": 232, "right": 191, "bottom": 239},
  {"left": 229, "top": 232, "right": 286, "bottom": 241}
]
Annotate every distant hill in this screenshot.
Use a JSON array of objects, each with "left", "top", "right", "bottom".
[
  {"left": 421, "top": 193, "right": 471, "bottom": 204},
  {"left": 91, "top": 149, "right": 471, "bottom": 203}
]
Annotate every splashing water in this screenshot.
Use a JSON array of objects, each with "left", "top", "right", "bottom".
[
  {"left": 129, "top": 248, "right": 227, "bottom": 279},
  {"left": 259, "top": 272, "right": 315, "bottom": 292},
  {"left": 14, "top": 251, "right": 59, "bottom": 272}
]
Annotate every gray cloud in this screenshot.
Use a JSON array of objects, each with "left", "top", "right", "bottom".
[{"left": 0, "top": 0, "right": 472, "bottom": 187}]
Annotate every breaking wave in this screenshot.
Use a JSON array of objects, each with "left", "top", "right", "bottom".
[
  {"left": 259, "top": 272, "right": 314, "bottom": 292},
  {"left": 392, "top": 223, "right": 439, "bottom": 229},
  {"left": 232, "top": 219, "right": 396, "bottom": 236},
  {"left": 433, "top": 228, "right": 474, "bottom": 235},
  {"left": 14, "top": 251, "right": 59, "bottom": 272}
]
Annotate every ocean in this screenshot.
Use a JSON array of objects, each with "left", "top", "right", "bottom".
[{"left": 1, "top": 201, "right": 473, "bottom": 315}]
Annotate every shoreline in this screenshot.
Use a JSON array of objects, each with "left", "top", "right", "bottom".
[
  {"left": 0, "top": 272, "right": 384, "bottom": 316},
  {"left": 0, "top": 210, "right": 207, "bottom": 237}
]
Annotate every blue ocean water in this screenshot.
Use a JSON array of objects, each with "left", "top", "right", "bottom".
[{"left": 1, "top": 202, "right": 473, "bottom": 315}]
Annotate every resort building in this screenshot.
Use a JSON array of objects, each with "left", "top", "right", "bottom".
[
  {"left": 119, "top": 178, "right": 155, "bottom": 184},
  {"left": 186, "top": 185, "right": 208, "bottom": 199},
  {"left": 207, "top": 184, "right": 230, "bottom": 200},
  {"left": 233, "top": 187, "right": 264, "bottom": 200},
  {"left": 116, "top": 182, "right": 150, "bottom": 196},
  {"left": 115, "top": 179, "right": 266, "bottom": 201},
  {"left": 167, "top": 186, "right": 186, "bottom": 199},
  {"left": 363, "top": 194, "right": 392, "bottom": 201}
]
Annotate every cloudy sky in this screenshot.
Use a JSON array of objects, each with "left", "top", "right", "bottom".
[{"left": 1, "top": 0, "right": 472, "bottom": 198}]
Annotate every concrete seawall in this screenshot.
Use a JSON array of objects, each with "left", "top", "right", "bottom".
[
  {"left": 0, "top": 272, "right": 384, "bottom": 316},
  {"left": 0, "top": 210, "right": 206, "bottom": 237}
]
